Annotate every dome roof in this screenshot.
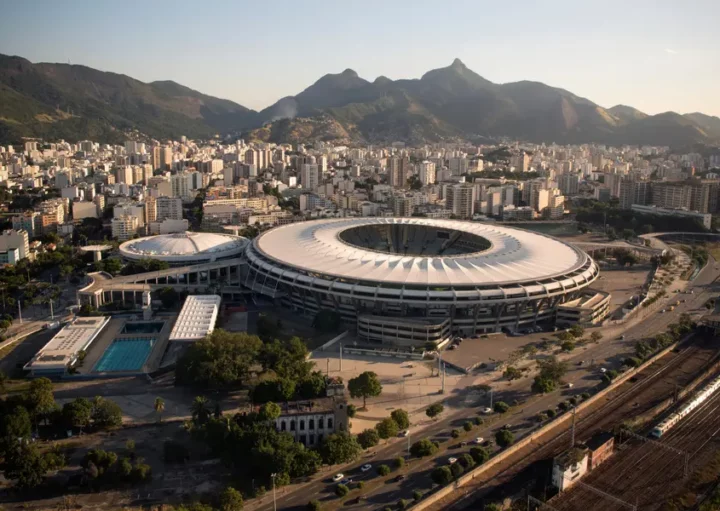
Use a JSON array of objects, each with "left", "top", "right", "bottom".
[{"left": 119, "top": 232, "right": 247, "bottom": 262}]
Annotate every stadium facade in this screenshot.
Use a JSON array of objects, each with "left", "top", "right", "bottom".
[{"left": 244, "top": 218, "right": 606, "bottom": 346}]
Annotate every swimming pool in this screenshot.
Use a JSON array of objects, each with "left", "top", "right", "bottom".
[{"left": 93, "top": 337, "right": 155, "bottom": 372}]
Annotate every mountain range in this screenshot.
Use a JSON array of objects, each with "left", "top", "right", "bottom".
[{"left": 1, "top": 53, "right": 719, "bottom": 148}]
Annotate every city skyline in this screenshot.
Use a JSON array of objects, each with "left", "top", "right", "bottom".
[{"left": 1, "top": 0, "right": 719, "bottom": 117}]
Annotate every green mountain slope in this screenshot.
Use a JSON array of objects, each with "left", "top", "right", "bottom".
[{"left": 0, "top": 54, "right": 255, "bottom": 143}]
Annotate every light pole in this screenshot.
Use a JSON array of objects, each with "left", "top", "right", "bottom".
[
  {"left": 407, "top": 429, "right": 411, "bottom": 456},
  {"left": 271, "top": 472, "right": 277, "bottom": 511}
]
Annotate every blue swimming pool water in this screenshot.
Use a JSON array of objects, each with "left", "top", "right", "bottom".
[{"left": 93, "top": 337, "right": 155, "bottom": 372}]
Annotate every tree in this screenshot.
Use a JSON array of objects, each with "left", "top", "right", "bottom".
[
  {"left": 91, "top": 397, "right": 122, "bottom": 428},
  {"left": 154, "top": 397, "right": 165, "bottom": 423},
  {"left": 537, "top": 356, "right": 568, "bottom": 383},
  {"left": 0, "top": 405, "right": 32, "bottom": 455},
  {"left": 307, "top": 500, "right": 322, "bottom": 511},
  {"left": 376, "top": 417, "right": 400, "bottom": 439},
  {"left": 256, "top": 314, "right": 282, "bottom": 341},
  {"left": 390, "top": 409, "right": 410, "bottom": 430},
  {"left": 24, "top": 377, "right": 55, "bottom": 426},
  {"left": 603, "top": 370, "right": 619, "bottom": 384},
  {"left": 431, "top": 466, "right": 453, "bottom": 485},
  {"left": 4, "top": 443, "right": 48, "bottom": 489},
  {"left": 410, "top": 438, "right": 438, "bottom": 458},
  {"left": 191, "top": 396, "right": 211, "bottom": 425},
  {"left": 569, "top": 325, "right": 585, "bottom": 338},
  {"left": 357, "top": 428, "right": 380, "bottom": 449},
  {"left": 470, "top": 446, "right": 489, "bottom": 465},
  {"left": 413, "top": 490, "right": 423, "bottom": 502},
  {"left": 561, "top": 341, "right": 575, "bottom": 352},
  {"left": 590, "top": 331, "right": 603, "bottom": 343},
  {"left": 348, "top": 371, "right": 382, "bottom": 409},
  {"left": 496, "top": 429, "right": 514, "bottom": 448},
  {"left": 425, "top": 403, "right": 444, "bottom": 419},
  {"left": 463, "top": 421, "right": 473, "bottom": 432},
  {"left": 62, "top": 397, "right": 92, "bottom": 433},
  {"left": 450, "top": 462, "right": 464, "bottom": 478},
  {"left": 175, "top": 330, "right": 263, "bottom": 389},
  {"left": 493, "top": 401, "right": 510, "bottom": 414},
  {"left": 532, "top": 376, "right": 556, "bottom": 394},
  {"left": 503, "top": 366, "right": 522, "bottom": 381},
  {"left": 219, "top": 486, "right": 244, "bottom": 511},
  {"left": 451, "top": 429, "right": 460, "bottom": 439},
  {"left": 394, "top": 456, "right": 405, "bottom": 468},
  {"left": 259, "top": 401, "right": 282, "bottom": 421},
  {"left": 377, "top": 464, "right": 391, "bottom": 476},
  {"left": 459, "top": 453, "right": 475, "bottom": 469},
  {"left": 319, "top": 432, "right": 361, "bottom": 465},
  {"left": 347, "top": 404, "right": 357, "bottom": 418}
]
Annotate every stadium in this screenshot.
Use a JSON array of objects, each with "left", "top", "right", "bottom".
[
  {"left": 244, "top": 218, "right": 606, "bottom": 346},
  {"left": 118, "top": 231, "right": 247, "bottom": 265}
]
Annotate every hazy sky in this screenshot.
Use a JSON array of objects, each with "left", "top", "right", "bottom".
[{"left": 2, "top": 0, "right": 719, "bottom": 116}]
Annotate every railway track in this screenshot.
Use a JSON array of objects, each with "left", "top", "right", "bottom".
[
  {"left": 437, "top": 337, "right": 720, "bottom": 510},
  {"left": 550, "top": 383, "right": 720, "bottom": 511}
]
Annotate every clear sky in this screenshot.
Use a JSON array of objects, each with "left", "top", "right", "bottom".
[{"left": 2, "top": 0, "right": 719, "bottom": 116}]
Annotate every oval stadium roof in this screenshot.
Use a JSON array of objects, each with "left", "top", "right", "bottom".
[{"left": 253, "top": 218, "right": 587, "bottom": 286}]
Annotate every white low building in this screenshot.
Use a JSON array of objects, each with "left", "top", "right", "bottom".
[
  {"left": 24, "top": 316, "right": 111, "bottom": 376},
  {"left": 169, "top": 295, "right": 221, "bottom": 342}
]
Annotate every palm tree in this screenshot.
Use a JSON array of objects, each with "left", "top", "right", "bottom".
[
  {"left": 154, "top": 397, "right": 165, "bottom": 423},
  {"left": 191, "top": 396, "right": 210, "bottom": 425}
]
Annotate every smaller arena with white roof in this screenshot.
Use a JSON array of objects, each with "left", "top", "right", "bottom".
[{"left": 119, "top": 231, "right": 247, "bottom": 264}]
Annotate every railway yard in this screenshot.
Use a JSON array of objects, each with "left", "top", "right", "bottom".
[{"left": 432, "top": 334, "right": 720, "bottom": 510}]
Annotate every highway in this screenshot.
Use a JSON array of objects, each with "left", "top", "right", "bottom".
[{"left": 250, "top": 257, "right": 720, "bottom": 511}]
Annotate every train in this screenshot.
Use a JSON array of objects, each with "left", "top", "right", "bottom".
[{"left": 651, "top": 374, "right": 720, "bottom": 438}]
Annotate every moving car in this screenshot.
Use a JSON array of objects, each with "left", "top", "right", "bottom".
[
  {"left": 361, "top": 464, "right": 372, "bottom": 472},
  {"left": 482, "top": 407, "right": 493, "bottom": 414},
  {"left": 473, "top": 437, "right": 484, "bottom": 444},
  {"left": 400, "top": 430, "right": 410, "bottom": 437},
  {"left": 448, "top": 457, "right": 458, "bottom": 464},
  {"left": 600, "top": 368, "right": 607, "bottom": 374},
  {"left": 333, "top": 473, "right": 344, "bottom": 482},
  {"left": 394, "top": 474, "right": 406, "bottom": 482}
]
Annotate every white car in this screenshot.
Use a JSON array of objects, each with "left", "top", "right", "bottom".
[
  {"left": 361, "top": 464, "right": 372, "bottom": 472},
  {"left": 448, "top": 457, "right": 458, "bottom": 464},
  {"left": 482, "top": 407, "right": 493, "bottom": 414},
  {"left": 400, "top": 430, "right": 410, "bottom": 437},
  {"left": 600, "top": 368, "right": 607, "bottom": 374},
  {"left": 332, "top": 473, "right": 344, "bottom": 482},
  {"left": 566, "top": 383, "right": 574, "bottom": 389},
  {"left": 473, "top": 437, "right": 484, "bottom": 445}
]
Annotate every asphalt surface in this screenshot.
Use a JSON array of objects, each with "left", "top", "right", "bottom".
[{"left": 251, "top": 257, "right": 720, "bottom": 511}]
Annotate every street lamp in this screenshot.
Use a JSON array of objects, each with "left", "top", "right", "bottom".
[{"left": 271, "top": 472, "right": 277, "bottom": 511}]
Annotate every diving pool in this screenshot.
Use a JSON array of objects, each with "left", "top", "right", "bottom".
[{"left": 93, "top": 337, "right": 155, "bottom": 372}]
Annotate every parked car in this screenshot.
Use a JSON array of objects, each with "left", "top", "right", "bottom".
[
  {"left": 600, "top": 368, "right": 607, "bottom": 374},
  {"left": 566, "top": 382, "right": 574, "bottom": 389},
  {"left": 473, "top": 437, "right": 484, "bottom": 445},
  {"left": 361, "top": 464, "right": 372, "bottom": 472},
  {"left": 400, "top": 430, "right": 410, "bottom": 437},
  {"left": 482, "top": 407, "right": 493, "bottom": 414},
  {"left": 394, "top": 474, "right": 406, "bottom": 482},
  {"left": 333, "top": 473, "right": 344, "bottom": 482},
  {"left": 448, "top": 457, "right": 458, "bottom": 464}
]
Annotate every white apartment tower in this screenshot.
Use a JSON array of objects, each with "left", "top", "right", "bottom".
[
  {"left": 418, "top": 161, "right": 436, "bottom": 185},
  {"left": 446, "top": 184, "right": 474, "bottom": 219},
  {"left": 301, "top": 164, "right": 321, "bottom": 191}
]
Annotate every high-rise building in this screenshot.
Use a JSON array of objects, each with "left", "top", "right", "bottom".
[
  {"left": 0, "top": 229, "right": 29, "bottom": 261},
  {"left": 652, "top": 183, "right": 690, "bottom": 210},
  {"left": 116, "top": 166, "right": 134, "bottom": 184},
  {"left": 448, "top": 157, "right": 469, "bottom": 176},
  {"left": 446, "top": 184, "right": 474, "bottom": 219},
  {"left": 301, "top": 164, "right": 320, "bottom": 191},
  {"left": 391, "top": 195, "right": 413, "bottom": 217},
  {"left": 388, "top": 156, "right": 410, "bottom": 188},
  {"left": 418, "top": 161, "right": 436, "bottom": 185},
  {"left": 619, "top": 180, "right": 652, "bottom": 210},
  {"left": 111, "top": 215, "right": 139, "bottom": 241},
  {"left": 558, "top": 172, "right": 580, "bottom": 196}
]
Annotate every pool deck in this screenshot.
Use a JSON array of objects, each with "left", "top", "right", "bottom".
[{"left": 77, "top": 317, "right": 176, "bottom": 376}]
